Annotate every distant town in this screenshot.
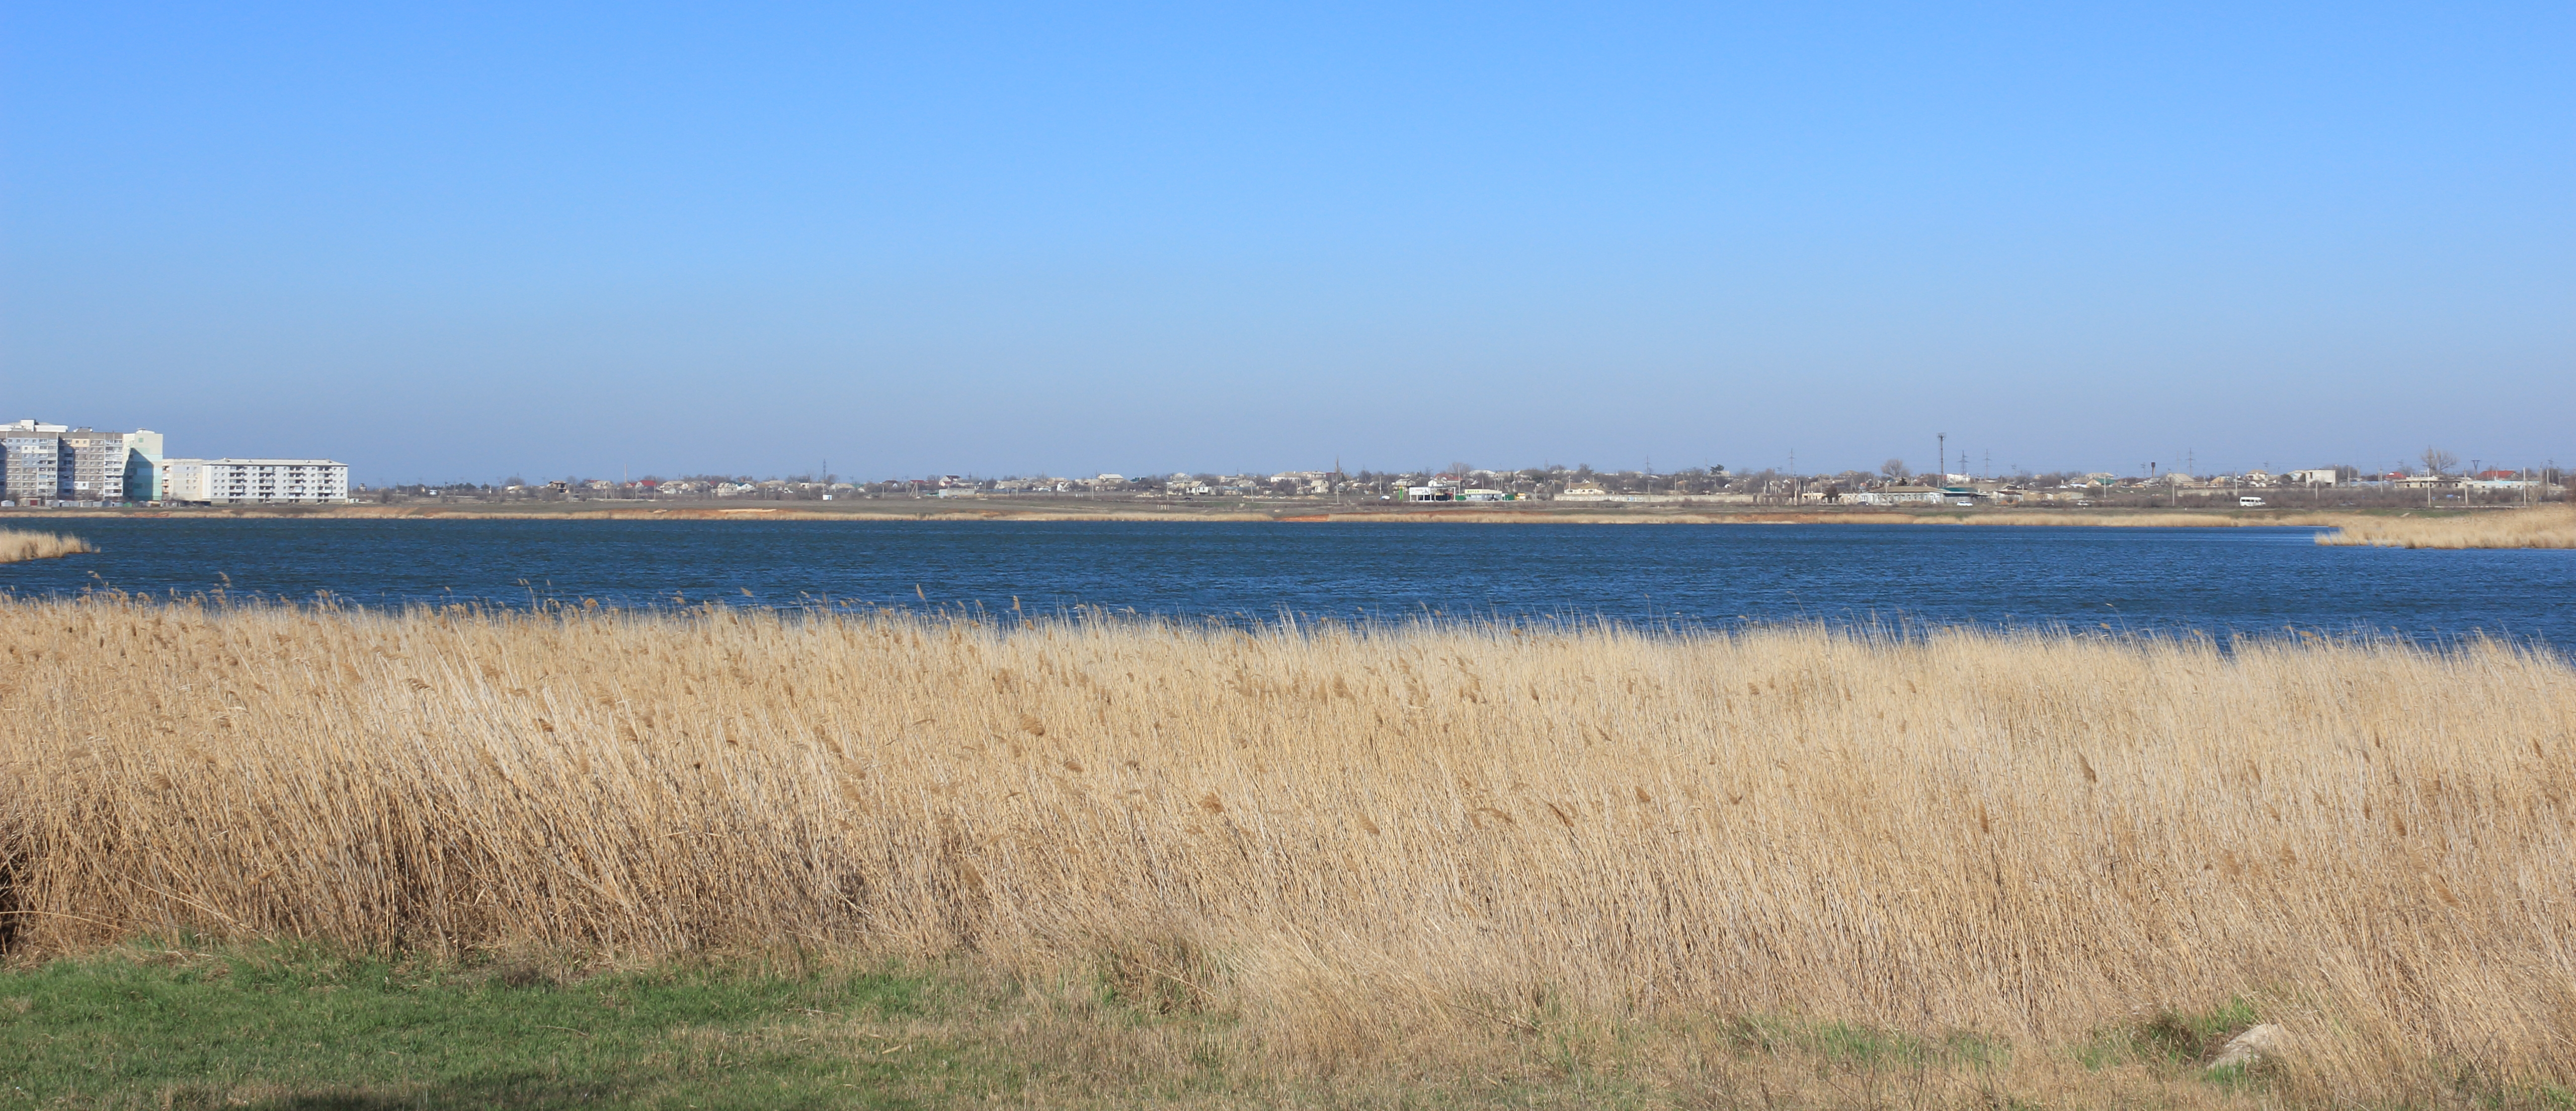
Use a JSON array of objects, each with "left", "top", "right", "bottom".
[
  {"left": 367, "top": 457, "right": 2560, "bottom": 512},
  {"left": 3, "top": 417, "right": 2563, "bottom": 511}
]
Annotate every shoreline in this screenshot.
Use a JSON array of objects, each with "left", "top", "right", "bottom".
[
  {"left": 0, "top": 499, "right": 2483, "bottom": 527},
  {"left": 12, "top": 502, "right": 2568, "bottom": 549}
]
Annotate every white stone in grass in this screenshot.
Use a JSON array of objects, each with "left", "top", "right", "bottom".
[{"left": 2208, "top": 1024, "right": 2288, "bottom": 1070}]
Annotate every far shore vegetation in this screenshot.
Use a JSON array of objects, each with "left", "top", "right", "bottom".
[{"left": 5, "top": 596, "right": 2572, "bottom": 1106}]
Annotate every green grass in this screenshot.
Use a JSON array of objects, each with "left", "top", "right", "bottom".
[
  {"left": 2075, "top": 997, "right": 2263, "bottom": 1074},
  {"left": 0, "top": 942, "right": 975, "bottom": 1110},
  {"left": 0, "top": 942, "right": 1675, "bottom": 1110}
]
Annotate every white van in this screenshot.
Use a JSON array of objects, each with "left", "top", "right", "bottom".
[{"left": 2239, "top": 496, "right": 2265, "bottom": 507}]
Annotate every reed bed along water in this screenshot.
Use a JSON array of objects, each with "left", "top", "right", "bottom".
[
  {"left": 2317, "top": 505, "right": 2576, "bottom": 549},
  {"left": 0, "top": 528, "right": 93, "bottom": 563},
  {"left": 3, "top": 596, "right": 2571, "bottom": 1103}
]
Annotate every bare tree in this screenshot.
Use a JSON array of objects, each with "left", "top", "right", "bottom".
[
  {"left": 2420, "top": 447, "right": 2459, "bottom": 476},
  {"left": 1880, "top": 459, "right": 1909, "bottom": 480}
]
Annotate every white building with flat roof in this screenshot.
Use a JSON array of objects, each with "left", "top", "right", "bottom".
[{"left": 162, "top": 459, "right": 350, "bottom": 504}]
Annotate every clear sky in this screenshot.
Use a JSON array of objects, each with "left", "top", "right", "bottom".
[{"left": 4, "top": 2, "right": 2569, "bottom": 483}]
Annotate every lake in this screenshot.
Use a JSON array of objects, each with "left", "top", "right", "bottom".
[{"left": 4, "top": 518, "right": 2570, "bottom": 645}]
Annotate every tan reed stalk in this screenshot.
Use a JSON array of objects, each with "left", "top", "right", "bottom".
[
  {"left": 1, "top": 596, "right": 2570, "bottom": 1102},
  {"left": 0, "top": 529, "right": 95, "bottom": 563}
]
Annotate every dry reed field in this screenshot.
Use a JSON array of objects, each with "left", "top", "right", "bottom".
[
  {"left": 0, "top": 527, "right": 94, "bottom": 563},
  {"left": 2316, "top": 505, "right": 2576, "bottom": 549},
  {"left": 4, "top": 596, "right": 2573, "bottom": 1106}
]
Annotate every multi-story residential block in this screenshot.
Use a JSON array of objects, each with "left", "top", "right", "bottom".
[
  {"left": 1, "top": 419, "right": 67, "bottom": 502},
  {"left": 161, "top": 459, "right": 350, "bottom": 504},
  {"left": 2, "top": 419, "right": 164, "bottom": 504},
  {"left": 62, "top": 428, "right": 129, "bottom": 501},
  {"left": 159, "top": 460, "right": 208, "bottom": 502}
]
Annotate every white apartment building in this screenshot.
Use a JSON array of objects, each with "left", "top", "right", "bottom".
[{"left": 161, "top": 458, "right": 350, "bottom": 504}]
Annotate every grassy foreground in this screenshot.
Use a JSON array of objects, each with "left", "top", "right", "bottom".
[
  {"left": 0, "top": 940, "right": 2310, "bottom": 1109},
  {"left": 2, "top": 944, "right": 938, "bottom": 1109},
  {"left": 14, "top": 943, "right": 1616, "bottom": 1110},
  {"left": 4, "top": 598, "right": 2574, "bottom": 1107}
]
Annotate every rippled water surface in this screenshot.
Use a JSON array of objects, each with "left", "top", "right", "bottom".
[{"left": 4, "top": 518, "right": 2571, "bottom": 644}]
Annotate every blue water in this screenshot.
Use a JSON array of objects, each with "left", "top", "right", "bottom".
[{"left": 4, "top": 518, "right": 2571, "bottom": 645}]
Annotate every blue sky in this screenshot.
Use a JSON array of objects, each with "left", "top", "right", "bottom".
[{"left": 4, "top": 1, "right": 2569, "bottom": 483}]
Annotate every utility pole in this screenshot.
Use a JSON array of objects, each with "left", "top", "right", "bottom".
[{"left": 1937, "top": 433, "right": 1946, "bottom": 484}]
